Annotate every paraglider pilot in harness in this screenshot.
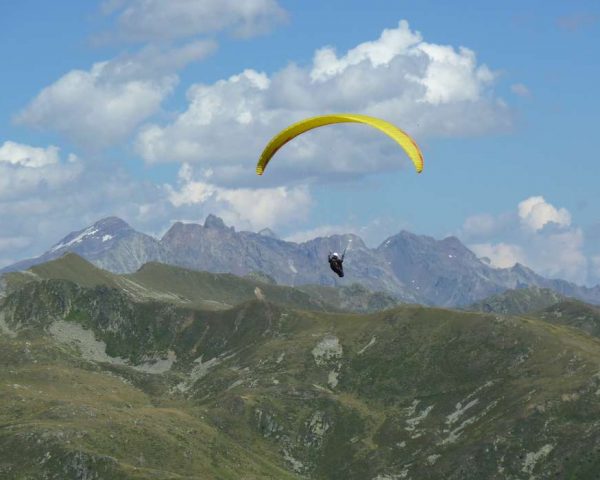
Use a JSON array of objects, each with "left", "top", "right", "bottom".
[{"left": 328, "top": 250, "right": 345, "bottom": 277}]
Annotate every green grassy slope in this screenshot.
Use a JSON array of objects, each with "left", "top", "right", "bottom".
[
  {"left": 465, "top": 286, "right": 566, "bottom": 315},
  {"left": 2, "top": 278, "right": 600, "bottom": 478},
  {"left": 0, "top": 335, "right": 298, "bottom": 479},
  {"left": 2, "top": 253, "right": 399, "bottom": 313},
  {"left": 533, "top": 299, "right": 600, "bottom": 338}
]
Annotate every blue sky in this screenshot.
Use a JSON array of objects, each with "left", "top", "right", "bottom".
[{"left": 1, "top": 1, "right": 599, "bottom": 285}]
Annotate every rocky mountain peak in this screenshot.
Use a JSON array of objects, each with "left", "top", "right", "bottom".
[
  {"left": 512, "top": 262, "right": 532, "bottom": 272},
  {"left": 161, "top": 221, "right": 203, "bottom": 241},
  {"left": 49, "top": 216, "right": 133, "bottom": 254},
  {"left": 92, "top": 216, "right": 132, "bottom": 233},
  {"left": 342, "top": 233, "right": 366, "bottom": 249},
  {"left": 162, "top": 221, "right": 184, "bottom": 238},
  {"left": 440, "top": 235, "right": 465, "bottom": 249},
  {"left": 378, "top": 230, "right": 429, "bottom": 249},
  {"left": 204, "top": 214, "right": 228, "bottom": 230},
  {"left": 258, "top": 228, "right": 278, "bottom": 239}
]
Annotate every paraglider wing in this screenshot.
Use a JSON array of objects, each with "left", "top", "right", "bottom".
[{"left": 256, "top": 114, "right": 424, "bottom": 175}]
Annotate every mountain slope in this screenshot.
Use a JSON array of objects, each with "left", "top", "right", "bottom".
[
  {"left": 2, "top": 253, "right": 401, "bottom": 313},
  {"left": 534, "top": 299, "right": 600, "bottom": 338},
  {"left": 2, "top": 217, "right": 169, "bottom": 274},
  {"left": 0, "top": 331, "right": 296, "bottom": 478},
  {"left": 378, "top": 230, "right": 600, "bottom": 306},
  {"left": 2, "top": 279, "right": 600, "bottom": 478},
  {"left": 465, "top": 286, "right": 567, "bottom": 315}
]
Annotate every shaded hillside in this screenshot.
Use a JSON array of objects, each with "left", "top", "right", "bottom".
[
  {"left": 534, "top": 300, "right": 600, "bottom": 338},
  {"left": 465, "top": 286, "right": 566, "bottom": 315},
  {"left": 2, "top": 253, "right": 401, "bottom": 313},
  {"left": 297, "top": 282, "right": 401, "bottom": 313},
  {"left": 2, "top": 279, "right": 600, "bottom": 478}
]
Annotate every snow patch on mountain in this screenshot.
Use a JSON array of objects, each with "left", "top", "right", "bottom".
[{"left": 51, "top": 227, "right": 99, "bottom": 252}]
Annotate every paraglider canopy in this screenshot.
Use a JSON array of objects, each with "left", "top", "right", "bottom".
[{"left": 256, "top": 113, "right": 424, "bottom": 175}]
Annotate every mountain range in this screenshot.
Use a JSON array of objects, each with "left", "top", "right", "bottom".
[{"left": 3, "top": 215, "right": 600, "bottom": 307}]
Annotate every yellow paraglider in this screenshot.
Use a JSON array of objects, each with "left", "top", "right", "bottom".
[{"left": 256, "top": 114, "right": 423, "bottom": 175}]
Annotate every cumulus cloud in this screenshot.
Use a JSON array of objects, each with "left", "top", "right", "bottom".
[
  {"left": 0, "top": 141, "right": 82, "bottom": 201},
  {"left": 461, "top": 196, "right": 598, "bottom": 285},
  {"left": 16, "top": 41, "right": 216, "bottom": 149},
  {"left": 165, "top": 163, "right": 312, "bottom": 231},
  {"left": 100, "top": 0, "right": 288, "bottom": 42},
  {"left": 135, "top": 20, "right": 512, "bottom": 185},
  {"left": 469, "top": 242, "right": 526, "bottom": 268},
  {"left": 0, "top": 141, "right": 76, "bottom": 168},
  {"left": 527, "top": 227, "right": 588, "bottom": 283},
  {"left": 518, "top": 196, "right": 571, "bottom": 232}
]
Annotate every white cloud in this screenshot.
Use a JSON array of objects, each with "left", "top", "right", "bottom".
[
  {"left": 0, "top": 141, "right": 64, "bottom": 168},
  {"left": 511, "top": 83, "right": 531, "bottom": 97},
  {"left": 310, "top": 20, "right": 423, "bottom": 82},
  {"left": 525, "top": 228, "right": 588, "bottom": 284},
  {"left": 415, "top": 43, "right": 495, "bottom": 105},
  {"left": 461, "top": 196, "right": 598, "bottom": 285},
  {"left": 518, "top": 196, "right": 571, "bottom": 232},
  {"left": 16, "top": 41, "right": 216, "bottom": 149},
  {"left": 469, "top": 242, "right": 526, "bottom": 268},
  {"left": 135, "top": 20, "right": 512, "bottom": 184},
  {"left": 309, "top": 22, "right": 495, "bottom": 105},
  {"left": 0, "top": 142, "right": 82, "bottom": 201},
  {"left": 165, "top": 164, "right": 312, "bottom": 231},
  {"left": 101, "top": 0, "right": 288, "bottom": 42},
  {"left": 471, "top": 232, "right": 588, "bottom": 283}
]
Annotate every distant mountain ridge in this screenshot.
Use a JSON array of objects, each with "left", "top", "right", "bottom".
[{"left": 2, "top": 215, "right": 599, "bottom": 307}]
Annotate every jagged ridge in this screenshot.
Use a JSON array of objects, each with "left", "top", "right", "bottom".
[{"left": 2, "top": 215, "right": 599, "bottom": 307}]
